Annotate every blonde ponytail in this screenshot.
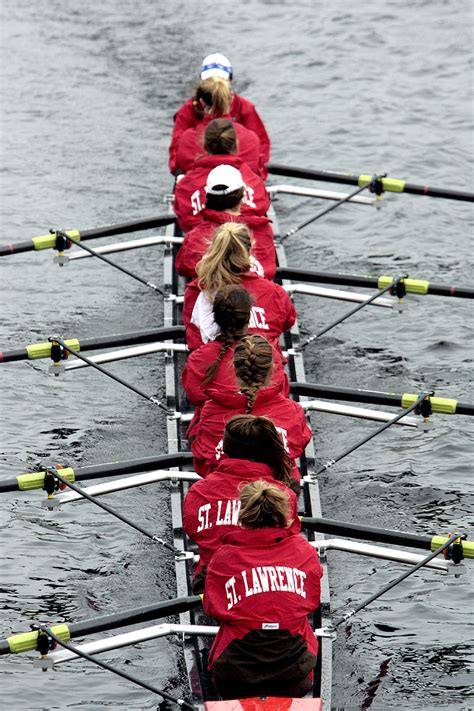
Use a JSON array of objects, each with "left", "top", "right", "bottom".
[
  {"left": 196, "top": 222, "right": 252, "bottom": 294},
  {"left": 238, "top": 480, "right": 290, "bottom": 529}
]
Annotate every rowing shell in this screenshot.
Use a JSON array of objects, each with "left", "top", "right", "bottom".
[{"left": 164, "top": 200, "right": 332, "bottom": 707}]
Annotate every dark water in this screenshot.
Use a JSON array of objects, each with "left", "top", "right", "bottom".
[{"left": 0, "top": 1, "right": 473, "bottom": 709}]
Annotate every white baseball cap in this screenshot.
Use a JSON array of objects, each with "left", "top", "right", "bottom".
[
  {"left": 201, "top": 53, "right": 233, "bottom": 80},
  {"left": 205, "top": 165, "right": 244, "bottom": 195}
]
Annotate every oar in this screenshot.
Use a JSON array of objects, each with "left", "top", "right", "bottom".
[
  {"left": 301, "top": 517, "right": 473, "bottom": 559},
  {"left": 0, "top": 214, "right": 176, "bottom": 257},
  {"left": 0, "top": 325, "right": 185, "bottom": 363},
  {"left": 0, "top": 595, "right": 201, "bottom": 655},
  {"left": 277, "top": 267, "right": 474, "bottom": 299},
  {"left": 267, "top": 164, "right": 474, "bottom": 203},
  {"left": 290, "top": 382, "right": 474, "bottom": 416},
  {"left": 0, "top": 452, "right": 193, "bottom": 493}
]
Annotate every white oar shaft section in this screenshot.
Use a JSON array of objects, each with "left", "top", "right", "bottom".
[
  {"left": 284, "top": 283, "right": 393, "bottom": 307},
  {"left": 65, "top": 342, "right": 188, "bottom": 370},
  {"left": 37, "top": 624, "right": 218, "bottom": 667},
  {"left": 50, "top": 470, "right": 201, "bottom": 505},
  {"left": 311, "top": 539, "right": 454, "bottom": 572},
  {"left": 300, "top": 400, "right": 419, "bottom": 427},
  {"left": 68, "top": 235, "right": 184, "bottom": 260},
  {"left": 267, "top": 184, "right": 375, "bottom": 205}
]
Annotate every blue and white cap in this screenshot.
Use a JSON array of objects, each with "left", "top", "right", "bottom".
[{"left": 201, "top": 53, "right": 233, "bottom": 80}]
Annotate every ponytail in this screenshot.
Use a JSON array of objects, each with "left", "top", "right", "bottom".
[
  {"left": 204, "top": 118, "right": 237, "bottom": 155},
  {"left": 196, "top": 222, "right": 252, "bottom": 295},
  {"left": 238, "top": 480, "right": 290, "bottom": 529},
  {"left": 195, "top": 77, "right": 231, "bottom": 116}
]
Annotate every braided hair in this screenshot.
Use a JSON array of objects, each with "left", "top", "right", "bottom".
[
  {"left": 223, "top": 414, "right": 293, "bottom": 487},
  {"left": 233, "top": 334, "right": 273, "bottom": 413},
  {"left": 202, "top": 285, "right": 252, "bottom": 385}
]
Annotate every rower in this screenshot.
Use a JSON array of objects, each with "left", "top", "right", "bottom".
[
  {"left": 169, "top": 52, "right": 270, "bottom": 178},
  {"left": 191, "top": 334, "right": 310, "bottom": 477},
  {"left": 175, "top": 163, "right": 275, "bottom": 279},
  {"left": 181, "top": 284, "right": 288, "bottom": 435},
  {"left": 203, "top": 479, "right": 323, "bottom": 699},
  {"left": 173, "top": 117, "right": 271, "bottom": 232},
  {"left": 183, "top": 415, "right": 301, "bottom": 594},
  {"left": 182, "top": 222, "right": 295, "bottom": 350}
]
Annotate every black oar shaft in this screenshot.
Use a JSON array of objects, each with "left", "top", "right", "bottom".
[
  {"left": 0, "top": 325, "right": 185, "bottom": 363},
  {"left": 290, "top": 382, "right": 474, "bottom": 416},
  {"left": 277, "top": 267, "right": 474, "bottom": 298},
  {"left": 267, "top": 164, "right": 474, "bottom": 202},
  {"left": 301, "top": 517, "right": 433, "bottom": 550},
  {"left": 0, "top": 214, "right": 176, "bottom": 257},
  {"left": 0, "top": 595, "right": 202, "bottom": 655}
]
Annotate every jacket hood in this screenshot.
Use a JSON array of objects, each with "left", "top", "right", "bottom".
[
  {"left": 204, "top": 381, "right": 284, "bottom": 407},
  {"left": 220, "top": 526, "right": 293, "bottom": 547},
  {"left": 201, "top": 209, "right": 272, "bottom": 229}
]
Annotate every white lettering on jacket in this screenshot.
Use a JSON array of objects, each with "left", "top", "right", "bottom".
[
  {"left": 243, "top": 185, "right": 256, "bottom": 208},
  {"left": 225, "top": 566, "right": 307, "bottom": 610},
  {"left": 196, "top": 499, "right": 241, "bottom": 531},
  {"left": 248, "top": 306, "right": 269, "bottom": 330},
  {"left": 190, "top": 190, "right": 203, "bottom": 215}
]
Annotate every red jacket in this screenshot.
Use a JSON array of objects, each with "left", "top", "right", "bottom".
[
  {"left": 175, "top": 210, "right": 276, "bottom": 280},
  {"left": 175, "top": 118, "right": 262, "bottom": 178},
  {"left": 169, "top": 94, "right": 270, "bottom": 177},
  {"left": 183, "top": 271, "right": 296, "bottom": 351},
  {"left": 181, "top": 339, "right": 289, "bottom": 408},
  {"left": 203, "top": 526, "right": 322, "bottom": 670},
  {"left": 183, "top": 458, "right": 300, "bottom": 575},
  {"left": 191, "top": 382, "right": 312, "bottom": 477},
  {"left": 173, "top": 154, "right": 271, "bottom": 232}
]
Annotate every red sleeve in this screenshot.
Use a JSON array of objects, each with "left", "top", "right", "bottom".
[
  {"left": 169, "top": 100, "right": 198, "bottom": 175},
  {"left": 234, "top": 95, "right": 271, "bottom": 176},
  {"left": 173, "top": 176, "right": 205, "bottom": 233},
  {"left": 175, "top": 225, "right": 213, "bottom": 280},
  {"left": 181, "top": 354, "right": 207, "bottom": 406},
  {"left": 182, "top": 280, "right": 207, "bottom": 350},
  {"left": 276, "top": 284, "right": 297, "bottom": 332}
]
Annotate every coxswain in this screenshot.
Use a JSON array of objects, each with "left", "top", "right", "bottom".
[
  {"left": 173, "top": 118, "right": 270, "bottom": 232},
  {"left": 191, "top": 334, "right": 311, "bottom": 477},
  {"left": 169, "top": 53, "right": 270, "bottom": 178},
  {"left": 181, "top": 284, "right": 288, "bottom": 416},
  {"left": 203, "top": 479, "right": 323, "bottom": 699},
  {"left": 175, "top": 163, "right": 275, "bottom": 279},
  {"left": 183, "top": 414, "right": 300, "bottom": 594},
  {"left": 182, "top": 222, "right": 295, "bottom": 350}
]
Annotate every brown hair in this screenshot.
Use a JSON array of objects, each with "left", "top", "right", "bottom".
[
  {"left": 202, "top": 285, "right": 252, "bottom": 385},
  {"left": 194, "top": 77, "right": 231, "bottom": 116},
  {"left": 238, "top": 480, "right": 290, "bottom": 529},
  {"left": 205, "top": 186, "right": 244, "bottom": 212},
  {"left": 223, "top": 414, "right": 293, "bottom": 487},
  {"left": 204, "top": 118, "right": 237, "bottom": 155},
  {"left": 233, "top": 335, "right": 273, "bottom": 412},
  {"left": 196, "top": 222, "right": 251, "bottom": 294}
]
